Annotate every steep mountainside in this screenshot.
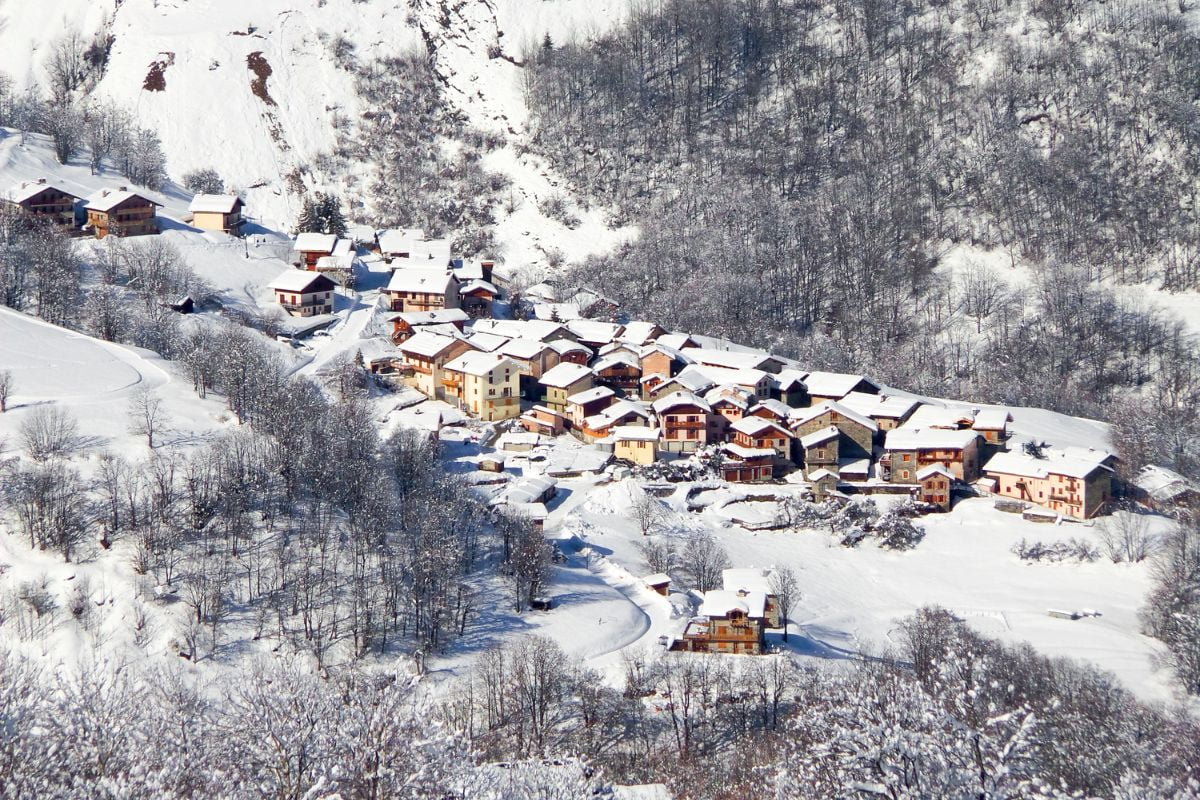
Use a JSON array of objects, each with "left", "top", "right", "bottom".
[{"left": 0, "top": 0, "right": 629, "bottom": 266}]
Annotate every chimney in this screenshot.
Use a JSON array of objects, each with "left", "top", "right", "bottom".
[
  {"left": 100, "top": 190, "right": 109, "bottom": 198},
  {"left": 36, "top": 178, "right": 46, "bottom": 185},
  {"left": 118, "top": 185, "right": 128, "bottom": 192}
]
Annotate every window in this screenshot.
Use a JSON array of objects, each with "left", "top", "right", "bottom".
[
  {"left": 900, "top": 470, "right": 909, "bottom": 479},
  {"left": 902, "top": 454, "right": 912, "bottom": 462}
]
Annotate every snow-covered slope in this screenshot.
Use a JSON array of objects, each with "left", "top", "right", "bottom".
[{"left": 0, "top": 0, "right": 632, "bottom": 269}]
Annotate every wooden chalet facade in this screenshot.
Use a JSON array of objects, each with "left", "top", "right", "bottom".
[
  {"left": 293, "top": 233, "right": 338, "bottom": 269},
  {"left": 385, "top": 269, "right": 461, "bottom": 313},
  {"left": 458, "top": 279, "right": 498, "bottom": 318},
  {"left": 269, "top": 270, "right": 337, "bottom": 317},
  {"left": 5, "top": 179, "right": 80, "bottom": 230},
  {"left": 85, "top": 188, "right": 159, "bottom": 238},
  {"left": 388, "top": 308, "right": 469, "bottom": 344},
  {"left": 652, "top": 391, "right": 715, "bottom": 453},
  {"left": 538, "top": 363, "right": 595, "bottom": 413},
  {"left": 673, "top": 590, "right": 767, "bottom": 655}
]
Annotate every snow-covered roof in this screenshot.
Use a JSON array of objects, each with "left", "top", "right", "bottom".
[
  {"left": 505, "top": 476, "right": 557, "bottom": 505},
  {"left": 722, "top": 567, "right": 775, "bottom": 595},
  {"left": 619, "top": 321, "right": 663, "bottom": 345},
  {"left": 614, "top": 425, "right": 659, "bottom": 442},
  {"left": 773, "top": 368, "right": 808, "bottom": 391},
  {"left": 566, "top": 386, "right": 616, "bottom": 406},
  {"left": 643, "top": 572, "right": 672, "bottom": 586},
  {"left": 566, "top": 318, "right": 624, "bottom": 344},
  {"left": 681, "top": 347, "right": 779, "bottom": 371},
  {"left": 699, "top": 589, "right": 766, "bottom": 619},
  {"left": 393, "top": 308, "right": 469, "bottom": 326},
  {"left": 731, "top": 416, "right": 792, "bottom": 438},
  {"left": 188, "top": 193, "right": 241, "bottom": 214},
  {"left": 1135, "top": 465, "right": 1198, "bottom": 502},
  {"left": 704, "top": 387, "right": 750, "bottom": 410},
  {"left": 983, "top": 450, "right": 1112, "bottom": 481},
  {"left": 839, "top": 457, "right": 871, "bottom": 477},
  {"left": 840, "top": 391, "right": 922, "bottom": 420},
  {"left": 885, "top": 426, "right": 981, "bottom": 451},
  {"left": 465, "top": 331, "right": 509, "bottom": 352},
  {"left": 640, "top": 341, "right": 694, "bottom": 364},
  {"left": 386, "top": 268, "right": 455, "bottom": 294},
  {"left": 972, "top": 408, "right": 1013, "bottom": 431},
  {"left": 799, "top": 425, "right": 839, "bottom": 449},
  {"left": 748, "top": 399, "right": 792, "bottom": 419},
  {"left": 689, "top": 364, "right": 770, "bottom": 389},
  {"left": 547, "top": 339, "right": 592, "bottom": 356},
  {"left": 657, "top": 333, "right": 696, "bottom": 350},
  {"left": 293, "top": 232, "right": 338, "bottom": 253},
  {"left": 652, "top": 391, "right": 711, "bottom": 414},
  {"left": 789, "top": 400, "right": 878, "bottom": 432},
  {"left": 268, "top": 269, "right": 333, "bottom": 293},
  {"left": 807, "top": 468, "right": 839, "bottom": 481},
  {"left": 498, "top": 338, "right": 551, "bottom": 360},
  {"left": 907, "top": 404, "right": 977, "bottom": 429},
  {"left": 724, "top": 442, "right": 776, "bottom": 459},
  {"left": 443, "top": 351, "right": 517, "bottom": 377},
  {"left": 471, "top": 319, "right": 569, "bottom": 342},
  {"left": 460, "top": 279, "right": 498, "bottom": 296},
  {"left": 85, "top": 188, "right": 160, "bottom": 212},
  {"left": 535, "top": 302, "right": 581, "bottom": 321},
  {"left": 399, "top": 332, "right": 468, "bottom": 359},
  {"left": 377, "top": 227, "right": 424, "bottom": 254},
  {"left": 6, "top": 178, "right": 79, "bottom": 204},
  {"left": 916, "top": 463, "right": 955, "bottom": 481},
  {"left": 667, "top": 367, "right": 717, "bottom": 394},
  {"left": 585, "top": 400, "right": 653, "bottom": 430},
  {"left": 592, "top": 353, "right": 641, "bottom": 372},
  {"left": 539, "top": 362, "right": 594, "bottom": 388},
  {"left": 802, "top": 371, "right": 878, "bottom": 398}
]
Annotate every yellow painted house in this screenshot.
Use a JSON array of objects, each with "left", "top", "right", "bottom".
[{"left": 442, "top": 352, "right": 522, "bottom": 421}]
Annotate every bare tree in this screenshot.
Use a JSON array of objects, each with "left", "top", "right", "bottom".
[
  {"left": 957, "top": 262, "right": 1008, "bottom": 333},
  {"left": 128, "top": 386, "right": 168, "bottom": 448},
  {"left": 768, "top": 566, "right": 800, "bottom": 642},
  {"left": 630, "top": 486, "right": 665, "bottom": 536},
  {"left": 637, "top": 535, "right": 677, "bottom": 574},
  {"left": 1098, "top": 505, "right": 1156, "bottom": 563},
  {"left": 0, "top": 370, "right": 13, "bottom": 413},
  {"left": 20, "top": 405, "right": 80, "bottom": 461},
  {"left": 46, "top": 30, "right": 92, "bottom": 98},
  {"left": 678, "top": 531, "right": 730, "bottom": 592}
]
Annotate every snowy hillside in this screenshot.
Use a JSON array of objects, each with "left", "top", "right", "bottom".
[{"left": 0, "top": 0, "right": 632, "bottom": 270}]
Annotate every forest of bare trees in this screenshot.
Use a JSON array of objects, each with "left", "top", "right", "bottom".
[{"left": 525, "top": 0, "right": 1200, "bottom": 427}]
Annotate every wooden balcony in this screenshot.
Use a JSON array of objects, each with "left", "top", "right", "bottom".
[{"left": 669, "top": 420, "right": 707, "bottom": 430}]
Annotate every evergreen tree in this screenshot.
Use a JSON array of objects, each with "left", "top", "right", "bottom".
[{"left": 295, "top": 195, "right": 320, "bottom": 234}]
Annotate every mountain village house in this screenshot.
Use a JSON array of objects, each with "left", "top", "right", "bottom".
[
  {"left": 789, "top": 401, "right": 877, "bottom": 466},
  {"left": 188, "top": 194, "right": 244, "bottom": 234},
  {"left": 292, "top": 233, "right": 336, "bottom": 268},
  {"left": 674, "top": 590, "right": 768, "bottom": 655},
  {"left": 441, "top": 352, "right": 521, "bottom": 421},
  {"left": 269, "top": 270, "right": 337, "bottom": 317},
  {"left": 459, "top": 278, "right": 499, "bottom": 318},
  {"left": 5, "top": 179, "right": 79, "bottom": 230},
  {"left": 798, "top": 426, "right": 840, "bottom": 478},
  {"left": 982, "top": 450, "right": 1113, "bottom": 520},
  {"left": 85, "top": 188, "right": 159, "bottom": 238},
  {"left": 729, "top": 417, "right": 793, "bottom": 468},
  {"left": 385, "top": 269, "right": 461, "bottom": 313},
  {"left": 653, "top": 392, "right": 716, "bottom": 453},
  {"left": 538, "top": 363, "right": 595, "bottom": 413},
  {"left": 613, "top": 426, "right": 659, "bottom": 465},
  {"left": 581, "top": 400, "right": 653, "bottom": 441},
  {"left": 398, "top": 332, "right": 477, "bottom": 400},
  {"left": 916, "top": 463, "right": 955, "bottom": 511},
  {"left": 388, "top": 309, "right": 469, "bottom": 344},
  {"left": 801, "top": 371, "right": 881, "bottom": 404},
  {"left": 721, "top": 443, "right": 776, "bottom": 482},
  {"left": 883, "top": 427, "right": 984, "bottom": 483},
  {"left": 566, "top": 386, "right": 616, "bottom": 428}
]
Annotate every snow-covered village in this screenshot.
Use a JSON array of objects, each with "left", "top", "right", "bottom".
[{"left": 1, "top": 1, "right": 1200, "bottom": 798}]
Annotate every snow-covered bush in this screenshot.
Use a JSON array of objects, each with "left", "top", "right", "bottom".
[{"left": 1011, "top": 538, "right": 1100, "bottom": 563}]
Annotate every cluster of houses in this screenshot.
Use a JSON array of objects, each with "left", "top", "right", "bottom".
[
  {"left": 376, "top": 310, "right": 1118, "bottom": 520},
  {"left": 4, "top": 177, "right": 246, "bottom": 239}
]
